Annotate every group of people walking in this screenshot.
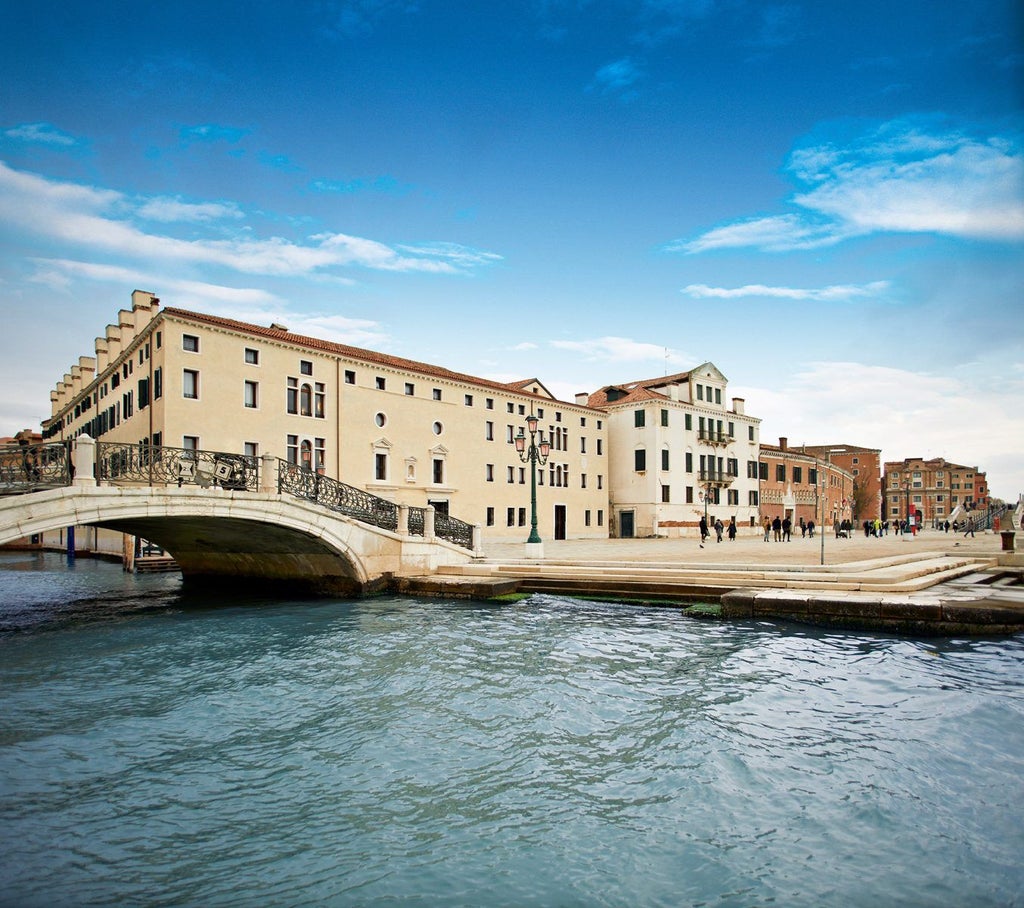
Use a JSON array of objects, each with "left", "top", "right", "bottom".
[
  {"left": 759, "top": 515, "right": 816, "bottom": 542},
  {"left": 698, "top": 515, "right": 737, "bottom": 544}
]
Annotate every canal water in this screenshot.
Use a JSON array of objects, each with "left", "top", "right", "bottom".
[{"left": 1, "top": 552, "right": 1022, "bottom": 907}]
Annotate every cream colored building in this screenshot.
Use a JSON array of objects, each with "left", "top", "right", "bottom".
[
  {"left": 585, "top": 364, "right": 761, "bottom": 537},
  {"left": 43, "top": 291, "right": 610, "bottom": 542}
]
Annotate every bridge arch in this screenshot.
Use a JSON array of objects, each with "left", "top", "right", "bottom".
[{"left": 0, "top": 487, "right": 420, "bottom": 596}]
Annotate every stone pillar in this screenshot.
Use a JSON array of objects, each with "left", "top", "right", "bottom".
[
  {"left": 472, "top": 524, "right": 483, "bottom": 556},
  {"left": 73, "top": 435, "right": 97, "bottom": 487},
  {"left": 398, "top": 504, "right": 409, "bottom": 535},
  {"left": 424, "top": 506, "right": 435, "bottom": 541},
  {"left": 260, "top": 453, "right": 277, "bottom": 494}
]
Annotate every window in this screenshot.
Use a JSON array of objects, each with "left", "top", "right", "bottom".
[
  {"left": 793, "top": 466, "right": 802, "bottom": 484},
  {"left": 314, "top": 383, "right": 325, "bottom": 418},
  {"left": 465, "top": 394, "right": 473, "bottom": 406},
  {"left": 715, "top": 388, "right": 722, "bottom": 405},
  {"left": 183, "top": 369, "right": 199, "bottom": 399},
  {"left": 635, "top": 449, "right": 646, "bottom": 472},
  {"left": 138, "top": 377, "right": 150, "bottom": 409},
  {"left": 287, "top": 377, "right": 298, "bottom": 413},
  {"left": 661, "top": 449, "right": 670, "bottom": 470},
  {"left": 685, "top": 414, "right": 692, "bottom": 431},
  {"left": 153, "top": 368, "right": 162, "bottom": 400},
  {"left": 809, "top": 468, "right": 818, "bottom": 485},
  {"left": 728, "top": 421, "right": 734, "bottom": 437},
  {"left": 686, "top": 486, "right": 694, "bottom": 503},
  {"left": 518, "top": 508, "right": 527, "bottom": 527},
  {"left": 749, "top": 491, "right": 759, "bottom": 505},
  {"left": 405, "top": 382, "right": 415, "bottom": 395},
  {"left": 345, "top": 370, "right": 356, "bottom": 384},
  {"left": 585, "top": 510, "right": 591, "bottom": 527},
  {"left": 375, "top": 376, "right": 386, "bottom": 390},
  {"left": 486, "top": 398, "right": 494, "bottom": 409},
  {"left": 183, "top": 334, "right": 199, "bottom": 352},
  {"left": 728, "top": 489, "right": 739, "bottom": 505},
  {"left": 375, "top": 412, "right": 387, "bottom": 427},
  {"left": 433, "top": 388, "right": 442, "bottom": 401},
  {"left": 685, "top": 452, "right": 693, "bottom": 472},
  {"left": 597, "top": 475, "right": 603, "bottom": 489},
  {"left": 485, "top": 421, "right": 494, "bottom": 441},
  {"left": 581, "top": 473, "right": 587, "bottom": 488},
  {"left": 748, "top": 425, "right": 754, "bottom": 441},
  {"left": 486, "top": 464, "right": 494, "bottom": 482},
  {"left": 286, "top": 435, "right": 298, "bottom": 463},
  {"left": 507, "top": 466, "right": 514, "bottom": 483},
  {"left": 660, "top": 409, "right": 669, "bottom": 427},
  {"left": 697, "top": 385, "right": 704, "bottom": 400},
  {"left": 775, "top": 464, "right": 785, "bottom": 482},
  {"left": 245, "top": 348, "right": 259, "bottom": 365},
  {"left": 580, "top": 437, "right": 586, "bottom": 454},
  {"left": 661, "top": 485, "right": 670, "bottom": 503},
  {"left": 300, "top": 360, "right": 313, "bottom": 376},
  {"left": 183, "top": 435, "right": 198, "bottom": 453},
  {"left": 300, "top": 383, "right": 312, "bottom": 417},
  {"left": 375, "top": 452, "right": 388, "bottom": 481},
  {"left": 507, "top": 508, "right": 515, "bottom": 527},
  {"left": 596, "top": 439, "right": 603, "bottom": 455},
  {"left": 244, "top": 380, "right": 258, "bottom": 409},
  {"left": 597, "top": 510, "right": 604, "bottom": 527},
  {"left": 634, "top": 410, "right": 646, "bottom": 427},
  {"left": 244, "top": 442, "right": 258, "bottom": 458},
  {"left": 432, "top": 459, "right": 444, "bottom": 484},
  {"left": 432, "top": 421, "right": 443, "bottom": 435}
]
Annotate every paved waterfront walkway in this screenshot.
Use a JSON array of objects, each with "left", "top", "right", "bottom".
[
  {"left": 480, "top": 526, "right": 1006, "bottom": 567},
  {"left": 397, "top": 527, "right": 1024, "bottom": 635}
]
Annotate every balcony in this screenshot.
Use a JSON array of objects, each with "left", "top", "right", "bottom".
[
  {"left": 698, "top": 468, "right": 735, "bottom": 487},
  {"left": 698, "top": 429, "right": 732, "bottom": 446}
]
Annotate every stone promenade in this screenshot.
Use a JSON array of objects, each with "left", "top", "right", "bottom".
[{"left": 398, "top": 527, "right": 1024, "bottom": 636}]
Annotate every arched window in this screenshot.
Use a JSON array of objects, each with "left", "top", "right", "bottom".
[
  {"left": 301, "top": 439, "right": 312, "bottom": 470},
  {"left": 300, "top": 383, "right": 312, "bottom": 417}
]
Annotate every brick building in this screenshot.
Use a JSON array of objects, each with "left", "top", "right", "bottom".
[
  {"left": 883, "top": 457, "right": 989, "bottom": 526},
  {"left": 758, "top": 438, "right": 854, "bottom": 530},
  {"left": 797, "top": 443, "right": 882, "bottom": 522}
]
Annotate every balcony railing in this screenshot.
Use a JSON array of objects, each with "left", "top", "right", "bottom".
[
  {"left": 698, "top": 469, "right": 735, "bottom": 486},
  {"left": 698, "top": 430, "right": 733, "bottom": 445}
]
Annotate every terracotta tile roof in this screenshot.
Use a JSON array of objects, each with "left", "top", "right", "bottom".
[
  {"left": 161, "top": 307, "right": 591, "bottom": 408},
  {"left": 587, "top": 384, "right": 669, "bottom": 408}
]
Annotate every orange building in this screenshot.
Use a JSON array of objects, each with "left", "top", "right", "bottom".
[
  {"left": 798, "top": 443, "right": 881, "bottom": 522},
  {"left": 883, "top": 457, "right": 988, "bottom": 526},
  {"left": 758, "top": 438, "right": 853, "bottom": 530}
]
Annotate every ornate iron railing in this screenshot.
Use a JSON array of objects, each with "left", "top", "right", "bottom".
[
  {"left": 96, "top": 442, "right": 259, "bottom": 491},
  {"left": 434, "top": 511, "right": 474, "bottom": 549},
  {"left": 0, "top": 442, "right": 72, "bottom": 494},
  {"left": 277, "top": 461, "right": 400, "bottom": 532},
  {"left": 408, "top": 506, "right": 425, "bottom": 537}
]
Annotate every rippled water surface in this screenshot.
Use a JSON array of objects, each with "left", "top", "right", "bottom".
[{"left": 1, "top": 552, "right": 1022, "bottom": 907}]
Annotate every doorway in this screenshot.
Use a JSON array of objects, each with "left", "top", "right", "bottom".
[
  {"left": 619, "top": 510, "right": 635, "bottom": 538},
  {"left": 554, "top": 505, "right": 567, "bottom": 540}
]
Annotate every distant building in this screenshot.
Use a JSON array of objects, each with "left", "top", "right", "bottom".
[
  {"left": 41, "top": 290, "right": 610, "bottom": 542},
  {"left": 586, "top": 364, "right": 761, "bottom": 537},
  {"left": 883, "top": 457, "right": 988, "bottom": 526},
  {"left": 796, "top": 443, "right": 882, "bottom": 522},
  {"left": 758, "top": 438, "right": 854, "bottom": 530}
]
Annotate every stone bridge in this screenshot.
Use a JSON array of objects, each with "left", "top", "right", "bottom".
[{"left": 0, "top": 437, "right": 479, "bottom": 596}]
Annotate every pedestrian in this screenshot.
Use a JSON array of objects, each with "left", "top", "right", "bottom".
[
  {"left": 782, "top": 516, "right": 791, "bottom": 541},
  {"left": 728, "top": 517, "right": 737, "bottom": 541},
  {"left": 763, "top": 517, "right": 771, "bottom": 542},
  {"left": 807, "top": 519, "right": 815, "bottom": 537},
  {"left": 800, "top": 517, "right": 806, "bottom": 538},
  {"left": 964, "top": 520, "right": 975, "bottom": 538},
  {"left": 772, "top": 516, "right": 782, "bottom": 542},
  {"left": 714, "top": 518, "right": 724, "bottom": 542},
  {"left": 944, "top": 520, "right": 950, "bottom": 533},
  {"left": 699, "top": 516, "right": 709, "bottom": 545}
]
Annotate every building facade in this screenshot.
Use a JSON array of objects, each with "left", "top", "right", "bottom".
[
  {"left": 586, "top": 364, "right": 761, "bottom": 537},
  {"left": 42, "top": 291, "right": 610, "bottom": 542},
  {"left": 883, "top": 457, "right": 989, "bottom": 527},
  {"left": 758, "top": 438, "right": 854, "bottom": 530},
  {"left": 797, "top": 443, "right": 882, "bottom": 522}
]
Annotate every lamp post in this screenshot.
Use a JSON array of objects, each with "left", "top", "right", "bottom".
[
  {"left": 903, "top": 476, "right": 911, "bottom": 535},
  {"left": 515, "top": 412, "right": 550, "bottom": 557}
]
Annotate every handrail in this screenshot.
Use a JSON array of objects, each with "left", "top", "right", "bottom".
[
  {"left": 277, "top": 460, "right": 399, "bottom": 532},
  {"left": 96, "top": 441, "right": 258, "bottom": 490},
  {"left": 0, "top": 441, "right": 72, "bottom": 494}
]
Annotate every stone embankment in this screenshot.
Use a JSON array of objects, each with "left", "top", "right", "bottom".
[{"left": 395, "top": 531, "right": 1024, "bottom": 635}]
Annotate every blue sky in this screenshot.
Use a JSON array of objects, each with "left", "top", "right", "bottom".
[{"left": 1, "top": 0, "right": 1022, "bottom": 499}]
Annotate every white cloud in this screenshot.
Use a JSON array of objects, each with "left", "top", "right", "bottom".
[
  {"left": 682, "top": 281, "right": 891, "bottom": 301},
  {"left": 0, "top": 161, "right": 501, "bottom": 279},
  {"left": 4, "top": 122, "right": 78, "bottom": 146},
  {"left": 550, "top": 336, "right": 692, "bottom": 365},
  {"left": 734, "top": 358, "right": 1024, "bottom": 500},
  {"left": 678, "top": 119, "right": 1024, "bottom": 253},
  {"left": 136, "top": 197, "right": 244, "bottom": 223}
]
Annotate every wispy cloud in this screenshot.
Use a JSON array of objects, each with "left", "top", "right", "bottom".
[
  {"left": 4, "top": 122, "right": 79, "bottom": 147},
  {"left": 136, "top": 197, "right": 245, "bottom": 223},
  {"left": 587, "top": 57, "right": 643, "bottom": 97},
  {"left": 310, "top": 175, "right": 411, "bottom": 195},
  {"left": 179, "top": 124, "right": 249, "bottom": 145},
  {"left": 550, "top": 335, "right": 690, "bottom": 364},
  {"left": 682, "top": 280, "right": 891, "bottom": 301},
  {"left": 675, "top": 118, "right": 1024, "bottom": 253},
  {"left": 0, "top": 161, "right": 501, "bottom": 279}
]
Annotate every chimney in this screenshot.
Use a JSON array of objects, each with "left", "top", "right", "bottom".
[
  {"left": 732, "top": 397, "right": 744, "bottom": 415},
  {"left": 575, "top": 392, "right": 589, "bottom": 406},
  {"left": 779, "top": 437, "right": 788, "bottom": 451}
]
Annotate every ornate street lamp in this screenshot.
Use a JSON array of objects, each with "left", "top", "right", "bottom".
[{"left": 515, "top": 412, "right": 551, "bottom": 554}]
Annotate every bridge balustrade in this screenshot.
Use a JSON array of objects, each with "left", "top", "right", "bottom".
[
  {"left": 0, "top": 441, "right": 71, "bottom": 494},
  {"left": 95, "top": 442, "right": 259, "bottom": 491}
]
